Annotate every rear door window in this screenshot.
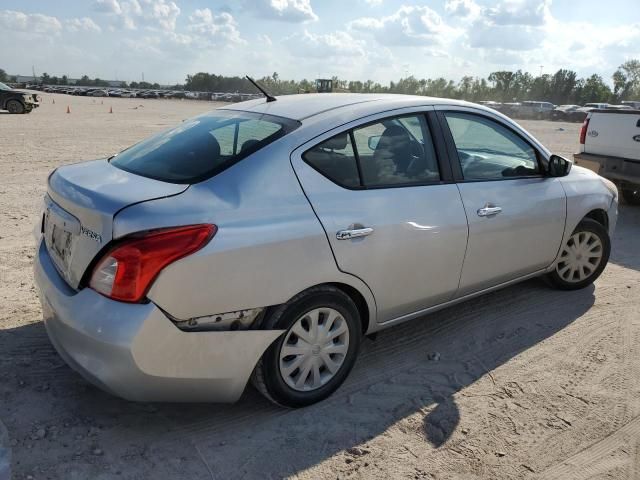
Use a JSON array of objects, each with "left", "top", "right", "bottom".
[
  {"left": 303, "top": 113, "right": 440, "bottom": 189},
  {"left": 111, "top": 111, "right": 298, "bottom": 184},
  {"left": 303, "top": 133, "right": 361, "bottom": 188}
]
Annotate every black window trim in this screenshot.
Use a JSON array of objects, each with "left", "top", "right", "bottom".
[
  {"left": 302, "top": 111, "right": 454, "bottom": 191},
  {"left": 437, "top": 110, "right": 548, "bottom": 183}
]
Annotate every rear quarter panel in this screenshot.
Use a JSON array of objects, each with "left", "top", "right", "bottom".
[{"left": 113, "top": 137, "right": 377, "bottom": 326}]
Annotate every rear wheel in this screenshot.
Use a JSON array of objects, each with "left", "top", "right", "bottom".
[
  {"left": 546, "top": 218, "right": 610, "bottom": 290},
  {"left": 252, "top": 286, "right": 362, "bottom": 408},
  {"left": 622, "top": 186, "right": 640, "bottom": 205},
  {"left": 6, "top": 100, "right": 25, "bottom": 114}
]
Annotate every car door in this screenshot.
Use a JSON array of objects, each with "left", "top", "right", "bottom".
[
  {"left": 290, "top": 111, "right": 469, "bottom": 323},
  {"left": 437, "top": 108, "right": 567, "bottom": 296}
]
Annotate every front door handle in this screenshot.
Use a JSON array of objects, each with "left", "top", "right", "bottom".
[
  {"left": 477, "top": 205, "right": 502, "bottom": 217},
  {"left": 336, "top": 227, "right": 374, "bottom": 240}
]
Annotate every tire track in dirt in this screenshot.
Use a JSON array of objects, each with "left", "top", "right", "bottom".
[{"left": 539, "top": 415, "right": 640, "bottom": 480}]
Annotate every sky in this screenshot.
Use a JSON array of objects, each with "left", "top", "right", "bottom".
[{"left": 1, "top": 0, "right": 639, "bottom": 85}]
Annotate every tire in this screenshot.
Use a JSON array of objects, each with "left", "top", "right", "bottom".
[
  {"left": 546, "top": 218, "right": 610, "bottom": 290},
  {"left": 5, "top": 100, "right": 25, "bottom": 114},
  {"left": 252, "top": 285, "right": 362, "bottom": 408},
  {"left": 622, "top": 186, "right": 640, "bottom": 206}
]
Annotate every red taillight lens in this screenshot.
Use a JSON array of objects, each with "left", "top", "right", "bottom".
[
  {"left": 90, "top": 224, "right": 216, "bottom": 302},
  {"left": 579, "top": 117, "right": 590, "bottom": 145}
]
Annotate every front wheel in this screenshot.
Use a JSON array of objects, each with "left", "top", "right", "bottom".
[
  {"left": 546, "top": 218, "right": 610, "bottom": 290},
  {"left": 252, "top": 286, "right": 362, "bottom": 408},
  {"left": 6, "top": 99, "right": 25, "bottom": 114},
  {"left": 622, "top": 186, "right": 640, "bottom": 205}
]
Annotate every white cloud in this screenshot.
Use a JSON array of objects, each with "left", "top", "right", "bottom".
[
  {"left": 94, "top": 0, "right": 122, "bottom": 14},
  {"left": 364, "top": 0, "right": 383, "bottom": 5},
  {"left": 258, "top": 33, "right": 273, "bottom": 46},
  {"left": 460, "top": 0, "right": 551, "bottom": 55},
  {"left": 66, "top": 17, "right": 102, "bottom": 33},
  {"left": 251, "top": 0, "right": 318, "bottom": 23},
  {"left": 92, "top": 0, "right": 180, "bottom": 31},
  {"left": 485, "top": 0, "right": 551, "bottom": 27},
  {"left": 349, "top": 5, "right": 459, "bottom": 46},
  {"left": 0, "top": 10, "right": 62, "bottom": 34},
  {"left": 467, "top": 21, "right": 540, "bottom": 50},
  {"left": 188, "top": 8, "right": 244, "bottom": 45},
  {"left": 286, "top": 30, "right": 365, "bottom": 58},
  {"left": 444, "top": 0, "right": 481, "bottom": 19}
]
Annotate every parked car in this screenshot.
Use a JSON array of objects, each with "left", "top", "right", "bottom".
[
  {"left": 574, "top": 108, "right": 640, "bottom": 205},
  {"left": 621, "top": 101, "right": 640, "bottom": 109},
  {"left": 551, "top": 105, "right": 583, "bottom": 122},
  {"left": 90, "top": 89, "right": 109, "bottom": 97},
  {"left": 584, "top": 103, "right": 609, "bottom": 110},
  {"left": 34, "top": 94, "right": 618, "bottom": 407},
  {"left": 0, "top": 81, "right": 40, "bottom": 113},
  {"left": 517, "top": 101, "right": 556, "bottom": 119}
]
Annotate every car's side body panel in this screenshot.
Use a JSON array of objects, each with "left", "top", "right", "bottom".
[
  {"left": 289, "top": 107, "right": 469, "bottom": 323},
  {"left": 454, "top": 178, "right": 566, "bottom": 296},
  {"left": 117, "top": 137, "right": 377, "bottom": 327}
]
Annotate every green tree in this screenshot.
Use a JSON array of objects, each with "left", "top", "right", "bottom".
[
  {"left": 613, "top": 59, "right": 640, "bottom": 100},
  {"left": 576, "top": 74, "right": 612, "bottom": 104},
  {"left": 0, "top": 68, "right": 7, "bottom": 82}
]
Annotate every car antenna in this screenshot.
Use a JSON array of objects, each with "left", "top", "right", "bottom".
[{"left": 245, "top": 75, "right": 276, "bottom": 103}]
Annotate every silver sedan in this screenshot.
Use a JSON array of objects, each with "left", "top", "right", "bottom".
[{"left": 34, "top": 94, "right": 618, "bottom": 407}]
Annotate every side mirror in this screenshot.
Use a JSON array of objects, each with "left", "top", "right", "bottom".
[
  {"left": 548, "top": 154, "right": 572, "bottom": 177},
  {"left": 368, "top": 135, "right": 381, "bottom": 150}
]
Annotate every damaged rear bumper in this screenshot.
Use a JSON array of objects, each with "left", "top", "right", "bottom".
[{"left": 34, "top": 239, "right": 284, "bottom": 402}]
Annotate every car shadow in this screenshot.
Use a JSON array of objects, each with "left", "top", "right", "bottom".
[{"left": 1, "top": 278, "right": 597, "bottom": 479}]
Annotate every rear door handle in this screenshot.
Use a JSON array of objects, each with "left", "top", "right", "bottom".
[
  {"left": 336, "top": 227, "right": 374, "bottom": 240},
  {"left": 477, "top": 206, "right": 502, "bottom": 217}
]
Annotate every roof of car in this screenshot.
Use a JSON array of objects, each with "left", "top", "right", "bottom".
[{"left": 222, "top": 93, "right": 474, "bottom": 121}]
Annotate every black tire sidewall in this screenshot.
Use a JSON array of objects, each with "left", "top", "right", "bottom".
[
  {"left": 548, "top": 219, "right": 611, "bottom": 290},
  {"left": 7, "top": 100, "right": 25, "bottom": 114},
  {"left": 260, "top": 289, "right": 361, "bottom": 407}
]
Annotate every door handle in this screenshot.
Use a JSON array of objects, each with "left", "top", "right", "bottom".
[
  {"left": 336, "top": 227, "right": 374, "bottom": 240},
  {"left": 477, "top": 205, "right": 502, "bottom": 217}
]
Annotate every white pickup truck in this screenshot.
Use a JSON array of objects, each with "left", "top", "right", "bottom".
[{"left": 574, "top": 109, "right": 640, "bottom": 205}]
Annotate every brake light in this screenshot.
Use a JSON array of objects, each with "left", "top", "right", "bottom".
[
  {"left": 579, "top": 117, "right": 590, "bottom": 145},
  {"left": 90, "top": 224, "right": 216, "bottom": 302}
]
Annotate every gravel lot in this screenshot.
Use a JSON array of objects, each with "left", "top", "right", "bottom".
[{"left": 1, "top": 94, "right": 639, "bottom": 480}]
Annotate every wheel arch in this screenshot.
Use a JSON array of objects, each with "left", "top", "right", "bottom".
[
  {"left": 326, "top": 282, "right": 371, "bottom": 336},
  {"left": 267, "top": 281, "right": 375, "bottom": 336},
  {"left": 583, "top": 208, "right": 608, "bottom": 230}
]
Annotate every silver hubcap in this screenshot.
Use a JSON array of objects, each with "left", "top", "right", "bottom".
[
  {"left": 556, "top": 231, "right": 603, "bottom": 283},
  {"left": 279, "top": 308, "right": 349, "bottom": 392}
]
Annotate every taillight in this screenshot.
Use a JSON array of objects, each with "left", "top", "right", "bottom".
[
  {"left": 90, "top": 224, "right": 216, "bottom": 302},
  {"left": 579, "top": 117, "right": 590, "bottom": 145}
]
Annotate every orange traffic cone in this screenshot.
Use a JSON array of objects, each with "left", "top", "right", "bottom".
[
  {"left": 109, "top": 106, "right": 113, "bottom": 114},
  {"left": 66, "top": 105, "right": 71, "bottom": 114}
]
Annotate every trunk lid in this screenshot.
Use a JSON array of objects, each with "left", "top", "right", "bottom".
[{"left": 44, "top": 159, "right": 188, "bottom": 288}]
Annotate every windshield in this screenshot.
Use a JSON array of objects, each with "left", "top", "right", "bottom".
[
  {"left": 0, "top": 82, "right": 11, "bottom": 91},
  {"left": 111, "top": 110, "right": 299, "bottom": 184}
]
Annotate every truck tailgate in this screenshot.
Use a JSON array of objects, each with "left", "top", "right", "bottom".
[{"left": 585, "top": 110, "right": 640, "bottom": 161}]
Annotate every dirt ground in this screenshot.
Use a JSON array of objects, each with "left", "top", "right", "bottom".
[{"left": 1, "top": 94, "right": 639, "bottom": 480}]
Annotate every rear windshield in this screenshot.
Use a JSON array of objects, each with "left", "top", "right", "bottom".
[{"left": 111, "top": 110, "right": 298, "bottom": 183}]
